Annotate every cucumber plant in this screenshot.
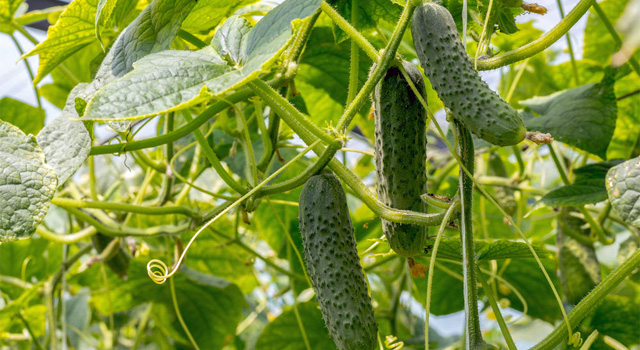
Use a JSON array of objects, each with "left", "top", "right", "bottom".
[{"left": 0, "top": 0, "right": 638, "bottom": 349}]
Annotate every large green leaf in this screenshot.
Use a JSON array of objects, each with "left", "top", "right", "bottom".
[
  {"left": 0, "top": 97, "right": 45, "bottom": 135},
  {"left": 411, "top": 259, "right": 465, "bottom": 315},
  {"left": 83, "top": 0, "right": 323, "bottom": 123},
  {"left": 255, "top": 301, "right": 337, "bottom": 350},
  {"left": 522, "top": 72, "right": 617, "bottom": 159},
  {"left": 606, "top": 156, "right": 640, "bottom": 227},
  {"left": 608, "top": 73, "right": 640, "bottom": 159},
  {"left": 212, "top": 15, "right": 252, "bottom": 65},
  {"left": 326, "top": 0, "right": 402, "bottom": 42},
  {"left": 22, "top": 0, "right": 99, "bottom": 84},
  {"left": 181, "top": 0, "right": 257, "bottom": 33},
  {"left": 589, "top": 295, "right": 640, "bottom": 350},
  {"left": 556, "top": 208, "right": 600, "bottom": 305},
  {"left": 583, "top": 0, "right": 631, "bottom": 66},
  {"left": 421, "top": 238, "right": 553, "bottom": 261},
  {"left": 542, "top": 160, "right": 623, "bottom": 206},
  {"left": 0, "top": 120, "right": 56, "bottom": 242}
]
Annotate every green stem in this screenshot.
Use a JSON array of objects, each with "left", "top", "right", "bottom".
[
  {"left": 249, "top": 79, "right": 338, "bottom": 146},
  {"left": 177, "top": 29, "right": 207, "bottom": 49},
  {"left": 476, "top": 0, "right": 596, "bottom": 70},
  {"left": 170, "top": 271, "right": 200, "bottom": 349},
  {"left": 238, "top": 107, "right": 259, "bottom": 186},
  {"left": 17, "top": 314, "right": 45, "bottom": 350},
  {"left": 51, "top": 198, "right": 199, "bottom": 218},
  {"left": 287, "top": 245, "right": 312, "bottom": 350},
  {"left": 90, "top": 79, "right": 288, "bottom": 155},
  {"left": 131, "top": 303, "right": 153, "bottom": 350},
  {"left": 346, "top": 0, "right": 360, "bottom": 106},
  {"left": 255, "top": 100, "right": 273, "bottom": 170},
  {"left": 591, "top": 2, "right": 640, "bottom": 76},
  {"left": 284, "top": 10, "right": 321, "bottom": 66},
  {"left": 12, "top": 22, "right": 39, "bottom": 45},
  {"left": 182, "top": 111, "right": 248, "bottom": 194},
  {"left": 477, "top": 176, "right": 546, "bottom": 195},
  {"left": 37, "top": 225, "right": 97, "bottom": 244},
  {"left": 88, "top": 156, "right": 99, "bottom": 200},
  {"left": 531, "top": 247, "right": 640, "bottom": 350},
  {"left": 335, "top": 0, "right": 416, "bottom": 131},
  {"left": 159, "top": 113, "right": 175, "bottom": 205},
  {"left": 63, "top": 207, "right": 190, "bottom": 237},
  {"left": 477, "top": 271, "right": 517, "bottom": 350},
  {"left": 10, "top": 34, "right": 42, "bottom": 110},
  {"left": 425, "top": 202, "right": 460, "bottom": 350},
  {"left": 454, "top": 121, "right": 485, "bottom": 350},
  {"left": 555, "top": 0, "right": 580, "bottom": 85},
  {"left": 320, "top": 1, "right": 379, "bottom": 61}
]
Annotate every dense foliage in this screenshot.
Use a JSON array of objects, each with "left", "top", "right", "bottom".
[{"left": 0, "top": 0, "right": 638, "bottom": 349}]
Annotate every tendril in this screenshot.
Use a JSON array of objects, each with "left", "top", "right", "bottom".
[
  {"left": 384, "top": 335, "right": 404, "bottom": 350},
  {"left": 147, "top": 259, "right": 171, "bottom": 284},
  {"left": 569, "top": 331, "right": 583, "bottom": 347}
]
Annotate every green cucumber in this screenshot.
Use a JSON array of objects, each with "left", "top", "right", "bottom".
[
  {"left": 373, "top": 61, "right": 428, "bottom": 258},
  {"left": 299, "top": 174, "right": 378, "bottom": 350},
  {"left": 91, "top": 233, "right": 130, "bottom": 277},
  {"left": 411, "top": 3, "right": 526, "bottom": 146}
]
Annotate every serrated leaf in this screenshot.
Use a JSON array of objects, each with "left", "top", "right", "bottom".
[
  {"left": 542, "top": 180, "right": 608, "bottom": 206},
  {"left": 422, "top": 238, "right": 553, "bottom": 261},
  {"left": 212, "top": 15, "right": 252, "bottom": 65},
  {"left": 0, "top": 120, "right": 56, "bottom": 242},
  {"left": 523, "top": 73, "right": 617, "bottom": 159},
  {"left": 606, "top": 156, "right": 640, "bottom": 227},
  {"left": 83, "top": 0, "right": 322, "bottom": 123},
  {"left": 557, "top": 208, "right": 600, "bottom": 305},
  {"left": 0, "top": 97, "right": 45, "bottom": 135},
  {"left": 22, "top": 0, "right": 99, "bottom": 84},
  {"left": 181, "top": 0, "right": 257, "bottom": 33},
  {"left": 14, "top": 5, "right": 65, "bottom": 27},
  {"left": 95, "top": 0, "right": 118, "bottom": 45},
  {"left": 0, "top": 0, "right": 25, "bottom": 33},
  {"left": 255, "top": 301, "right": 337, "bottom": 350}
]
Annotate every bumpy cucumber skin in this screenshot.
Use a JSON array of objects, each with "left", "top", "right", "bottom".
[
  {"left": 373, "top": 61, "right": 428, "bottom": 258},
  {"left": 299, "top": 174, "right": 377, "bottom": 350},
  {"left": 411, "top": 3, "right": 526, "bottom": 146}
]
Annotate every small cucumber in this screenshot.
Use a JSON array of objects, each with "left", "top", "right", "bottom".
[
  {"left": 411, "top": 3, "right": 526, "bottom": 146},
  {"left": 299, "top": 174, "right": 378, "bottom": 350},
  {"left": 91, "top": 233, "right": 130, "bottom": 277},
  {"left": 373, "top": 61, "right": 428, "bottom": 258}
]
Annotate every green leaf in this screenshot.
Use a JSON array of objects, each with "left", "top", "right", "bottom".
[
  {"left": 522, "top": 72, "right": 617, "bottom": 159},
  {"left": 326, "top": 0, "right": 402, "bottom": 42},
  {"left": 111, "top": 0, "right": 197, "bottom": 77},
  {"left": 95, "top": 0, "right": 119, "bottom": 45},
  {"left": 0, "top": 120, "right": 56, "bottom": 242},
  {"left": 556, "top": 208, "right": 600, "bottom": 305},
  {"left": 255, "top": 301, "right": 338, "bottom": 350},
  {"left": 422, "top": 238, "right": 553, "bottom": 261},
  {"left": 181, "top": 0, "right": 257, "bottom": 33},
  {"left": 83, "top": 0, "right": 323, "bottom": 123},
  {"left": 606, "top": 156, "right": 640, "bottom": 227},
  {"left": 212, "top": 15, "right": 252, "bottom": 65},
  {"left": 541, "top": 180, "right": 608, "bottom": 206},
  {"left": 0, "top": 0, "right": 25, "bottom": 33},
  {"left": 589, "top": 295, "right": 640, "bottom": 350},
  {"left": 583, "top": 0, "right": 631, "bottom": 66},
  {"left": 608, "top": 73, "right": 640, "bottom": 159},
  {"left": 14, "top": 5, "right": 66, "bottom": 27},
  {"left": 0, "top": 97, "right": 45, "bottom": 135},
  {"left": 411, "top": 259, "right": 465, "bottom": 315},
  {"left": 22, "top": 0, "right": 99, "bottom": 84}
]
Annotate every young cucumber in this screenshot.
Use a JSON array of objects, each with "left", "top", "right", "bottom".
[
  {"left": 412, "top": 3, "right": 526, "bottom": 146},
  {"left": 373, "top": 61, "right": 428, "bottom": 258},
  {"left": 299, "top": 174, "right": 378, "bottom": 350}
]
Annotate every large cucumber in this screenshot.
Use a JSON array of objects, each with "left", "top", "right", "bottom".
[
  {"left": 373, "top": 61, "right": 428, "bottom": 258},
  {"left": 411, "top": 3, "right": 526, "bottom": 146},
  {"left": 299, "top": 174, "right": 378, "bottom": 350}
]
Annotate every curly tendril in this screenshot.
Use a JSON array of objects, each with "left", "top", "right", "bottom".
[
  {"left": 569, "top": 332, "right": 583, "bottom": 347},
  {"left": 384, "top": 335, "right": 404, "bottom": 350},
  {"left": 146, "top": 140, "right": 321, "bottom": 285}
]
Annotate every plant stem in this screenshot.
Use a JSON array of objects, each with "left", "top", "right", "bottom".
[
  {"left": 591, "top": 2, "right": 640, "bottom": 76},
  {"left": 476, "top": 0, "right": 596, "bottom": 70},
  {"left": 555, "top": 0, "right": 581, "bottom": 85},
  {"left": 531, "top": 247, "right": 640, "bottom": 350},
  {"left": 284, "top": 10, "right": 321, "bottom": 66},
  {"left": 177, "top": 29, "right": 207, "bottom": 49},
  {"left": 10, "top": 34, "right": 42, "bottom": 110},
  {"left": 335, "top": 0, "right": 416, "bottom": 132},
  {"left": 182, "top": 111, "right": 249, "bottom": 194},
  {"left": 51, "top": 198, "right": 199, "bottom": 217},
  {"left": 477, "top": 271, "right": 517, "bottom": 350},
  {"left": 320, "top": 1, "right": 379, "bottom": 61},
  {"left": 455, "top": 121, "right": 485, "bottom": 350},
  {"left": 347, "top": 0, "right": 360, "bottom": 106},
  {"left": 17, "top": 313, "right": 45, "bottom": 350}
]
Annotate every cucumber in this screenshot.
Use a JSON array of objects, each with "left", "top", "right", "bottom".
[
  {"left": 411, "top": 3, "right": 526, "bottom": 146},
  {"left": 92, "top": 233, "right": 130, "bottom": 277},
  {"left": 373, "top": 61, "right": 428, "bottom": 258},
  {"left": 299, "top": 174, "right": 378, "bottom": 350}
]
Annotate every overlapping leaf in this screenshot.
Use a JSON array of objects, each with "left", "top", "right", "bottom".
[
  {"left": 0, "top": 97, "right": 45, "bottom": 135},
  {"left": 0, "top": 120, "right": 56, "bottom": 242},
  {"left": 83, "top": 0, "right": 323, "bottom": 123}
]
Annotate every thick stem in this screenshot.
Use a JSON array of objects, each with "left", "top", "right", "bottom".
[
  {"left": 531, "top": 247, "right": 640, "bottom": 350},
  {"left": 455, "top": 121, "right": 485, "bottom": 350},
  {"left": 320, "top": 1, "right": 379, "bottom": 61},
  {"left": 476, "top": 0, "right": 596, "bottom": 70}
]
